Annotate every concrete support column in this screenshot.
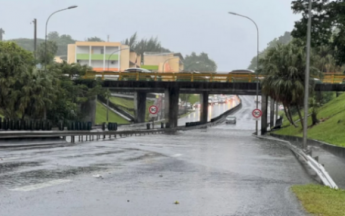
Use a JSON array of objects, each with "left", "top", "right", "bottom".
[
  {"left": 200, "top": 92, "right": 209, "bottom": 123},
  {"left": 164, "top": 88, "right": 180, "bottom": 128},
  {"left": 270, "top": 97, "right": 275, "bottom": 128},
  {"left": 261, "top": 94, "right": 268, "bottom": 135},
  {"left": 134, "top": 91, "right": 147, "bottom": 123}
]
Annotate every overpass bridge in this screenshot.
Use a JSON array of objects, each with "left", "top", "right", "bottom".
[{"left": 80, "top": 72, "right": 345, "bottom": 134}]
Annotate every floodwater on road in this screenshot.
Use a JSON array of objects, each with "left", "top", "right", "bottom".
[{"left": 0, "top": 96, "right": 313, "bottom": 216}]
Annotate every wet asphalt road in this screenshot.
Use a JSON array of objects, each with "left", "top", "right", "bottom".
[{"left": 0, "top": 96, "right": 313, "bottom": 216}]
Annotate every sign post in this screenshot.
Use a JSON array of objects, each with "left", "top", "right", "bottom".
[
  {"left": 149, "top": 105, "right": 159, "bottom": 129},
  {"left": 252, "top": 108, "right": 262, "bottom": 121}
]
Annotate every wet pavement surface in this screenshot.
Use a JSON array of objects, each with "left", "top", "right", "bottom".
[{"left": 0, "top": 96, "right": 313, "bottom": 216}]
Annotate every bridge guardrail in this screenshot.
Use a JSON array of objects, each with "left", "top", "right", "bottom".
[
  {"left": 257, "top": 136, "right": 338, "bottom": 189},
  {"left": 83, "top": 71, "right": 345, "bottom": 84}
]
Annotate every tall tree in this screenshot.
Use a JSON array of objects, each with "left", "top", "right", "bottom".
[
  {"left": 248, "top": 32, "right": 292, "bottom": 70},
  {"left": 291, "top": 0, "right": 345, "bottom": 66},
  {"left": 183, "top": 52, "right": 217, "bottom": 72},
  {"left": 0, "top": 41, "right": 35, "bottom": 118},
  {"left": 87, "top": 37, "right": 104, "bottom": 42},
  {"left": 0, "top": 28, "right": 4, "bottom": 41},
  {"left": 36, "top": 41, "right": 58, "bottom": 64},
  {"left": 260, "top": 39, "right": 321, "bottom": 128},
  {"left": 123, "top": 33, "right": 170, "bottom": 63}
]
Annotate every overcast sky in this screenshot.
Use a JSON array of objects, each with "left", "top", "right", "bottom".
[{"left": 0, "top": 0, "right": 300, "bottom": 71}]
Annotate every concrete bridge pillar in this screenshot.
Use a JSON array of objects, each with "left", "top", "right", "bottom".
[
  {"left": 81, "top": 96, "right": 96, "bottom": 125},
  {"left": 261, "top": 94, "right": 268, "bottom": 135},
  {"left": 200, "top": 92, "right": 209, "bottom": 123},
  {"left": 270, "top": 97, "right": 275, "bottom": 128},
  {"left": 164, "top": 87, "right": 180, "bottom": 128},
  {"left": 134, "top": 91, "right": 147, "bottom": 123}
]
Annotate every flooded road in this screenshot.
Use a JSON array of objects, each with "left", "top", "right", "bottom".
[{"left": 0, "top": 96, "right": 313, "bottom": 216}]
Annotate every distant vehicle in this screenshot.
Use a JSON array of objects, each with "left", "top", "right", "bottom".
[
  {"left": 193, "top": 102, "right": 200, "bottom": 108},
  {"left": 225, "top": 116, "right": 237, "bottom": 124},
  {"left": 279, "top": 105, "right": 284, "bottom": 110},
  {"left": 212, "top": 98, "right": 218, "bottom": 105},
  {"left": 229, "top": 69, "right": 255, "bottom": 74},
  {"left": 208, "top": 99, "right": 212, "bottom": 105},
  {"left": 124, "top": 68, "right": 152, "bottom": 73},
  {"left": 186, "top": 102, "right": 192, "bottom": 109},
  {"left": 122, "top": 68, "right": 153, "bottom": 80}
]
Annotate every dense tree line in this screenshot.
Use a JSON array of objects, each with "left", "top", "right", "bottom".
[
  {"left": 256, "top": 0, "right": 345, "bottom": 130},
  {"left": 0, "top": 41, "right": 103, "bottom": 124}
]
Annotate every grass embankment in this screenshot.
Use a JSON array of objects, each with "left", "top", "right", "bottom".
[
  {"left": 95, "top": 101, "right": 129, "bottom": 124},
  {"left": 109, "top": 96, "right": 154, "bottom": 121},
  {"left": 273, "top": 93, "right": 345, "bottom": 147},
  {"left": 188, "top": 94, "right": 200, "bottom": 105},
  {"left": 292, "top": 184, "right": 345, "bottom": 216}
]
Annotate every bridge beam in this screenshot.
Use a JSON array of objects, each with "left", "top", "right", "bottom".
[
  {"left": 200, "top": 92, "right": 209, "bottom": 124},
  {"left": 270, "top": 97, "right": 275, "bottom": 128},
  {"left": 164, "top": 87, "right": 180, "bottom": 128},
  {"left": 134, "top": 91, "right": 147, "bottom": 123},
  {"left": 261, "top": 94, "right": 268, "bottom": 135}
]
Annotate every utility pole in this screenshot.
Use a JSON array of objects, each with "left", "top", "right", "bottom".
[
  {"left": 33, "top": 19, "right": 37, "bottom": 59},
  {"left": 303, "top": 0, "right": 312, "bottom": 151}
]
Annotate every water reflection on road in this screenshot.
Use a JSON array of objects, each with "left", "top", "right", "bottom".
[
  {"left": 0, "top": 95, "right": 313, "bottom": 216},
  {"left": 178, "top": 96, "right": 240, "bottom": 126}
]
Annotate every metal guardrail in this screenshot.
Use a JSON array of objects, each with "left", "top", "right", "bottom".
[
  {"left": 257, "top": 136, "right": 338, "bottom": 189},
  {"left": 83, "top": 71, "right": 345, "bottom": 84}
]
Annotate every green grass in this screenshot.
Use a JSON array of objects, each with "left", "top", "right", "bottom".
[
  {"left": 188, "top": 94, "right": 200, "bottom": 105},
  {"left": 95, "top": 101, "right": 129, "bottom": 124},
  {"left": 109, "top": 96, "right": 154, "bottom": 122},
  {"left": 292, "top": 184, "right": 345, "bottom": 216},
  {"left": 109, "top": 97, "right": 135, "bottom": 109},
  {"left": 273, "top": 93, "right": 345, "bottom": 147}
]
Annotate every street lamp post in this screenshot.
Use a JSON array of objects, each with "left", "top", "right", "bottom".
[
  {"left": 228, "top": 12, "right": 260, "bottom": 135},
  {"left": 107, "top": 47, "right": 130, "bottom": 71},
  {"left": 303, "top": 0, "right": 313, "bottom": 150},
  {"left": 45, "top": 5, "right": 77, "bottom": 70}
]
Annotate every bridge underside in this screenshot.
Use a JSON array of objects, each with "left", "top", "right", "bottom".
[
  {"left": 102, "top": 81, "right": 260, "bottom": 95},
  {"left": 96, "top": 80, "right": 345, "bottom": 133}
]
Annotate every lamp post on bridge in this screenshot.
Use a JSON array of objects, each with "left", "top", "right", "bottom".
[
  {"left": 107, "top": 47, "right": 130, "bottom": 71},
  {"left": 228, "top": 12, "right": 260, "bottom": 135},
  {"left": 45, "top": 5, "right": 77, "bottom": 70}
]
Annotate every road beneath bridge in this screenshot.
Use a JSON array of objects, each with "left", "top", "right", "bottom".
[{"left": 0, "top": 96, "right": 314, "bottom": 215}]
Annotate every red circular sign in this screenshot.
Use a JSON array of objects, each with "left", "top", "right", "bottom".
[
  {"left": 252, "top": 109, "right": 262, "bottom": 118},
  {"left": 149, "top": 105, "right": 159, "bottom": 114}
]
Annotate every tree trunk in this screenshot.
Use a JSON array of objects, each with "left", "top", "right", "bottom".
[
  {"left": 296, "top": 104, "right": 304, "bottom": 129},
  {"left": 287, "top": 105, "right": 298, "bottom": 127},
  {"left": 283, "top": 105, "right": 294, "bottom": 126},
  {"left": 311, "top": 108, "right": 318, "bottom": 125}
]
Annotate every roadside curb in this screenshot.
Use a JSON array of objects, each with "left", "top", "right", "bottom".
[{"left": 253, "top": 134, "right": 338, "bottom": 189}]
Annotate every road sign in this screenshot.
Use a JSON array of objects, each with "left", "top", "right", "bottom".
[
  {"left": 252, "top": 109, "right": 262, "bottom": 120},
  {"left": 149, "top": 105, "right": 159, "bottom": 115}
]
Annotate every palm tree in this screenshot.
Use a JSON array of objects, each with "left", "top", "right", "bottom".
[{"left": 260, "top": 39, "right": 321, "bottom": 128}]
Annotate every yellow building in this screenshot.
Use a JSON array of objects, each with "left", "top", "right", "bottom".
[
  {"left": 142, "top": 52, "right": 184, "bottom": 72},
  {"left": 67, "top": 41, "right": 129, "bottom": 72}
]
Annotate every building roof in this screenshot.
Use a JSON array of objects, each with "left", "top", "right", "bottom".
[{"left": 173, "top": 53, "right": 184, "bottom": 60}]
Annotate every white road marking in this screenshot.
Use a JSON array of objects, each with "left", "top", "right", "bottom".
[
  {"left": 172, "top": 154, "right": 182, "bottom": 157},
  {"left": 10, "top": 179, "right": 71, "bottom": 192}
]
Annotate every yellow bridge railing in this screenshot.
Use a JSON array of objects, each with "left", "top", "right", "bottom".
[{"left": 83, "top": 71, "right": 345, "bottom": 84}]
